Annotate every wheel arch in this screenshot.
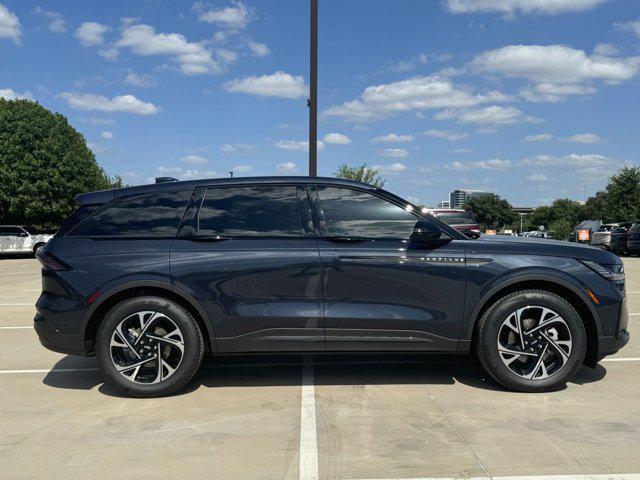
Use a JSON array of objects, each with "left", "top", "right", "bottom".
[
  {"left": 82, "top": 281, "right": 216, "bottom": 356},
  {"left": 465, "top": 275, "right": 601, "bottom": 367}
]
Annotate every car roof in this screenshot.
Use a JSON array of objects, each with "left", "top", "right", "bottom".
[{"left": 75, "top": 176, "right": 377, "bottom": 205}]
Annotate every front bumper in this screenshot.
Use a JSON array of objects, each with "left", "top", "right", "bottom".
[
  {"left": 34, "top": 313, "right": 85, "bottom": 356},
  {"left": 596, "top": 331, "right": 630, "bottom": 361}
]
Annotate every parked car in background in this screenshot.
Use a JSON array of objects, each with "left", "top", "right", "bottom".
[
  {"left": 591, "top": 223, "right": 619, "bottom": 250},
  {"left": 610, "top": 223, "right": 633, "bottom": 256},
  {"left": 35, "top": 176, "right": 629, "bottom": 397},
  {"left": 0, "top": 226, "right": 53, "bottom": 255},
  {"left": 427, "top": 208, "right": 480, "bottom": 238},
  {"left": 627, "top": 222, "right": 640, "bottom": 255}
]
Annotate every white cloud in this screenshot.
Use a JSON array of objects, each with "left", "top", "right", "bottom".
[
  {"left": 449, "top": 158, "right": 511, "bottom": 170},
  {"left": 323, "top": 133, "right": 352, "bottom": 145},
  {"left": 117, "top": 24, "right": 225, "bottom": 75},
  {"left": 527, "top": 173, "right": 548, "bottom": 182},
  {"left": 247, "top": 40, "right": 269, "bottom": 57},
  {"left": 421, "top": 129, "right": 469, "bottom": 141},
  {"left": 472, "top": 45, "right": 640, "bottom": 103},
  {"left": 323, "top": 75, "right": 509, "bottom": 122},
  {"left": 563, "top": 133, "right": 601, "bottom": 144},
  {"left": 98, "top": 48, "right": 119, "bottom": 61},
  {"left": 219, "top": 143, "right": 257, "bottom": 154},
  {"left": 454, "top": 148, "right": 472, "bottom": 154},
  {"left": 125, "top": 73, "right": 156, "bottom": 87},
  {"left": 519, "top": 82, "right": 597, "bottom": 103},
  {"left": 521, "top": 153, "right": 610, "bottom": 167},
  {"left": 233, "top": 164, "right": 252, "bottom": 173},
  {"left": 594, "top": 43, "right": 620, "bottom": 56},
  {"left": 473, "top": 44, "right": 640, "bottom": 83},
  {"left": 32, "top": 6, "right": 66, "bottom": 33},
  {"left": 196, "top": 1, "right": 251, "bottom": 29},
  {"left": 225, "top": 71, "right": 307, "bottom": 99},
  {"left": 158, "top": 165, "right": 219, "bottom": 180},
  {"left": 274, "top": 140, "right": 325, "bottom": 152},
  {"left": 523, "top": 133, "right": 554, "bottom": 142},
  {"left": 100, "top": 131, "right": 114, "bottom": 139},
  {"left": 0, "top": 88, "right": 32, "bottom": 100},
  {"left": 615, "top": 18, "right": 640, "bottom": 38},
  {"left": 371, "top": 133, "right": 415, "bottom": 143},
  {"left": 180, "top": 155, "right": 208, "bottom": 165},
  {"left": 275, "top": 162, "right": 298, "bottom": 174},
  {"left": 58, "top": 92, "right": 160, "bottom": 115},
  {"left": 0, "top": 4, "right": 21, "bottom": 43},
  {"left": 444, "top": 0, "right": 607, "bottom": 16},
  {"left": 75, "top": 22, "right": 110, "bottom": 47},
  {"left": 436, "top": 105, "right": 541, "bottom": 128},
  {"left": 372, "top": 162, "right": 407, "bottom": 174},
  {"left": 380, "top": 148, "right": 408, "bottom": 158}
]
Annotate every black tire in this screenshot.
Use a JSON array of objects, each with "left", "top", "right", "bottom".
[
  {"left": 32, "top": 243, "right": 45, "bottom": 255},
  {"left": 96, "top": 296, "right": 204, "bottom": 398},
  {"left": 476, "top": 289, "right": 587, "bottom": 392}
]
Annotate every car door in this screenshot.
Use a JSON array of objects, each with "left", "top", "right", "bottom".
[
  {"left": 311, "top": 185, "right": 466, "bottom": 352},
  {"left": 171, "top": 184, "right": 324, "bottom": 353},
  {"left": 0, "top": 227, "right": 27, "bottom": 252}
]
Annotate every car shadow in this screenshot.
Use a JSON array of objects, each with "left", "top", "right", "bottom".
[{"left": 42, "top": 353, "right": 607, "bottom": 398}]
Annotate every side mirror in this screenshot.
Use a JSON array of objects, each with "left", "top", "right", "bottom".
[{"left": 410, "top": 220, "right": 451, "bottom": 246}]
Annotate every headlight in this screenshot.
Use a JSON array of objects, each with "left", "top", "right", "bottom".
[{"left": 580, "top": 260, "right": 625, "bottom": 281}]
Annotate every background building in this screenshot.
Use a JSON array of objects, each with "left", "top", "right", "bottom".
[{"left": 449, "top": 189, "right": 491, "bottom": 209}]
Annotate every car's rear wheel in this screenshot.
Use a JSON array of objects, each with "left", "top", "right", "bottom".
[
  {"left": 476, "top": 290, "right": 586, "bottom": 392},
  {"left": 96, "top": 296, "right": 204, "bottom": 397},
  {"left": 32, "top": 243, "right": 46, "bottom": 255}
]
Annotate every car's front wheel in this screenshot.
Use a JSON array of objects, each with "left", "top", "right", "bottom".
[
  {"left": 96, "top": 296, "right": 204, "bottom": 397},
  {"left": 476, "top": 290, "right": 586, "bottom": 392}
]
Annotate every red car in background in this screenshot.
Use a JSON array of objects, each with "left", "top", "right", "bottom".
[{"left": 428, "top": 208, "right": 481, "bottom": 238}]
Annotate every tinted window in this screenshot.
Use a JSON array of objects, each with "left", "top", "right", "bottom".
[
  {"left": 435, "top": 211, "right": 476, "bottom": 225},
  {"left": 68, "top": 190, "right": 191, "bottom": 237},
  {"left": 316, "top": 186, "right": 418, "bottom": 239},
  {"left": 0, "top": 227, "right": 23, "bottom": 236},
  {"left": 199, "top": 186, "right": 302, "bottom": 237}
]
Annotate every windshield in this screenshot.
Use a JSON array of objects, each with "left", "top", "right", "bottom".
[
  {"left": 435, "top": 211, "right": 476, "bottom": 225},
  {"left": 597, "top": 225, "right": 616, "bottom": 232}
]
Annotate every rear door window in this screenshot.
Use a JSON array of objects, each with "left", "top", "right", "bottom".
[
  {"left": 68, "top": 190, "right": 192, "bottom": 237},
  {"left": 198, "top": 185, "right": 303, "bottom": 237}
]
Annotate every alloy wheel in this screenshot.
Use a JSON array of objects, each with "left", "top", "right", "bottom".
[
  {"left": 497, "top": 306, "right": 572, "bottom": 380},
  {"left": 110, "top": 311, "right": 185, "bottom": 384}
]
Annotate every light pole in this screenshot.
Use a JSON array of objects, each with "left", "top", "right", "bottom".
[{"left": 308, "top": 0, "right": 318, "bottom": 177}]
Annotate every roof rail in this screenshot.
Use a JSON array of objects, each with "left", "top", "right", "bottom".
[{"left": 155, "top": 177, "right": 179, "bottom": 184}]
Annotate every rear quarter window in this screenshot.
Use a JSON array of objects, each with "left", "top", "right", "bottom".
[{"left": 67, "top": 190, "right": 192, "bottom": 238}]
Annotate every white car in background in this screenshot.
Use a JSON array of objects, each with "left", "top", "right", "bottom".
[{"left": 0, "top": 226, "right": 53, "bottom": 255}]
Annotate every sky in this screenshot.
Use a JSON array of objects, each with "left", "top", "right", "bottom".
[{"left": 1, "top": 0, "right": 639, "bottom": 207}]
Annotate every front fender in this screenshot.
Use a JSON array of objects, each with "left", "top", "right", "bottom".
[{"left": 461, "top": 265, "right": 602, "bottom": 344}]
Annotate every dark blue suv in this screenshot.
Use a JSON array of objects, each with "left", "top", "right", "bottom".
[{"left": 35, "top": 177, "right": 629, "bottom": 397}]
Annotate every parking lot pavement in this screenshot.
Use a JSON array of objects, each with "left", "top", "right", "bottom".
[{"left": 0, "top": 257, "right": 639, "bottom": 480}]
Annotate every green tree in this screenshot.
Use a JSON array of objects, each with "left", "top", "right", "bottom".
[
  {"left": 0, "top": 99, "right": 120, "bottom": 229},
  {"left": 334, "top": 163, "right": 385, "bottom": 187},
  {"left": 525, "top": 199, "right": 585, "bottom": 232},
  {"left": 601, "top": 166, "right": 640, "bottom": 222},
  {"left": 549, "top": 219, "right": 572, "bottom": 241},
  {"left": 464, "top": 193, "right": 517, "bottom": 230}
]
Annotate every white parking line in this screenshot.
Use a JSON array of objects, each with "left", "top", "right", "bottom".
[
  {"left": 0, "top": 368, "right": 99, "bottom": 374},
  {"left": 299, "top": 355, "right": 318, "bottom": 480},
  {"left": 0, "top": 326, "right": 32, "bottom": 329},
  {"left": 602, "top": 357, "right": 640, "bottom": 362},
  {"left": 0, "top": 303, "right": 33, "bottom": 306},
  {"left": 347, "top": 475, "right": 640, "bottom": 480}
]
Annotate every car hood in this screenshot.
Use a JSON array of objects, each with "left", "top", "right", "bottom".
[{"left": 466, "top": 235, "right": 621, "bottom": 264}]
